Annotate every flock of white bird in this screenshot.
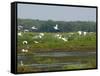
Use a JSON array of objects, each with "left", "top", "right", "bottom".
[
  {"left": 18, "top": 24, "right": 89, "bottom": 66},
  {"left": 78, "top": 31, "right": 87, "bottom": 36},
  {"left": 55, "top": 34, "right": 68, "bottom": 42},
  {"left": 32, "top": 33, "right": 44, "bottom": 39}
]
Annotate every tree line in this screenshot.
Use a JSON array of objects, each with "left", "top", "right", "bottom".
[{"left": 18, "top": 19, "right": 96, "bottom": 32}]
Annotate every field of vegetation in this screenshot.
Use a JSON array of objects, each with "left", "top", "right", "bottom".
[
  {"left": 17, "top": 32, "right": 96, "bottom": 73},
  {"left": 18, "top": 32, "right": 96, "bottom": 52},
  {"left": 17, "top": 19, "right": 96, "bottom": 73}
]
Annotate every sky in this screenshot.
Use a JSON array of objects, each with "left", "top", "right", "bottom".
[{"left": 17, "top": 3, "right": 96, "bottom": 21}]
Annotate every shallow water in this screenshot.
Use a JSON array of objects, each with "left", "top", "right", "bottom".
[
  {"left": 19, "top": 62, "right": 81, "bottom": 67},
  {"left": 17, "top": 51, "right": 96, "bottom": 68},
  {"left": 18, "top": 51, "right": 96, "bottom": 59},
  {"left": 32, "top": 51, "right": 96, "bottom": 57}
]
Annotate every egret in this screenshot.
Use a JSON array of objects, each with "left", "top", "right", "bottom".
[
  {"left": 20, "top": 60, "right": 24, "bottom": 66},
  {"left": 55, "top": 34, "right": 60, "bottom": 37},
  {"left": 18, "top": 32, "right": 22, "bottom": 36},
  {"left": 55, "top": 34, "right": 62, "bottom": 39},
  {"left": 34, "top": 41, "right": 39, "bottom": 43},
  {"left": 33, "top": 35, "right": 39, "bottom": 39},
  {"left": 18, "top": 25, "right": 23, "bottom": 31},
  {"left": 23, "top": 41, "right": 28, "bottom": 45},
  {"left": 33, "top": 33, "right": 44, "bottom": 39},
  {"left": 58, "top": 35, "right": 62, "bottom": 39},
  {"left": 21, "top": 49, "right": 28, "bottom": 53},
  {"left": 33, "top": 35, "right": 42, "bottom": 39},
  {"left": 54, "top": 24, "right": 59, "bottom": 30},
  {"left": 83, "top": 32, "right": 87, "bottom": 36},
  {"left": 56, "top": 34, "right": 60, "bottom": 37},
  {"left": 31, "top": 26, "right": 37, "bottom": 30},
  {"left": 24, "top": 29, "right": 29, "bottom": 33},
  {"left": 39, "top": 33, "right": 44, "bottom": 36},
  {"left": 61, "top": 37, "right": 68, "bottom": 42},
  {"left": 78, "top": 31, "right": 82, "bottom": 35},
  {"left": 39, "top": 35, "right": 42, "bottom": 38}
]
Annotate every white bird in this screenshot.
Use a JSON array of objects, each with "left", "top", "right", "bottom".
[
  {"left": 39, "top": 35, "right": 42, "bottom": 38},
  {"left": 18, "top": 32, "right": 22, "bottom": 36},
  {"left": 78, "top": 31, "right": 82, "bottom": 35},
  {"left": 55, "top": 34, "right": 62, "bottom": 39},
  {"left": 21, "top": 49, "right": 28, "bottom": 53},
  {"left": 54, "top": 24, "right": 59, "bottom": 30},
  {"left": 20, "top": 60, "right": 24, "bottom": 66},
  {"left": 34, "top": 41, "right": 39, "bottom": 43},
  {"left": 39, "top": 33, "right": 44, "bottom": 36},
  {"left": 23, "top": 41, "right": 28, "bottom": 45},
  {"left": 31, "top": 26, "right": 37, "bottom": 30},
  {"left": 58, "top": 35, "right": 62, "bottom": 39},
  {"left": 55, "top": 34, "right": 60, "bottom": 37},
  {"left": 24, "top": 29, "right": 29, "bottom": 33},
  {"left": 18, "top": 25, "right": 23, "bottom": 30},
  {"left": 33, "top": 33, "right": 44, "bottom": 39},
  {"left": 83, "top": 32, "right": 87, "bottom": 36},
  {"left": 61, "top": 37, "right": 68, "bottom": 42},
  {"left": 33, "top": 35, "right": 42, "bottom": 39}
]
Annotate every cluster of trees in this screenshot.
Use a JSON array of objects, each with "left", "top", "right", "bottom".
[{"left": 18, "top": 19, "right": 96, "bottom": 32}]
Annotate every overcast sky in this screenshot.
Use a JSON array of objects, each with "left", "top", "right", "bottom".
[{"left": 18, "top": 3, "right": 96, "bottom": 21}]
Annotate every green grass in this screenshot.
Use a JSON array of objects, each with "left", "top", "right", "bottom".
[{"left": 17, "top": 32, "right": 96, "bottom": 53}]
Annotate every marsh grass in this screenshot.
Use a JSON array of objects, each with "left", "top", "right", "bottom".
[{"left": 17, "top": 32, "right": 96, "bottom": 53}]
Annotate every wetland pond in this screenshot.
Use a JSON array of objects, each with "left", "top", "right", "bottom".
[{"left": 17, "top": 51, "right": 96, "bottom": 72}]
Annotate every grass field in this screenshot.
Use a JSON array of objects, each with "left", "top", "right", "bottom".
[
  {"left": 17, "top": 32, "right": 96, "bottom": 52},
  {"left": 17, "top": 32, "right": 96, "bottom": 73}
]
